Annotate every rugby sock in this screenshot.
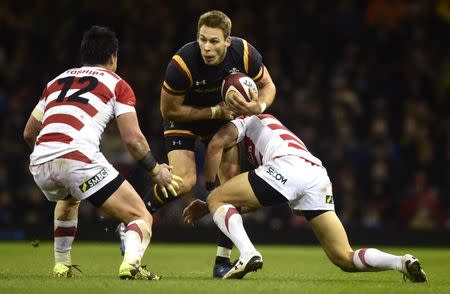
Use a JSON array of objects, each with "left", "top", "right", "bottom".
[
  {"left": 54, "top": 219, "right": 77, "bottom": 265},
  {"left": 213, "top": 204, "right": 257, "bottom": 258},
  {"left": 353, "top": 248, "right": 402, "bottom": 271},
  {"left": 216, "top": 229, "right": 233, "bottom": 264},
  {"left": 144, "top": 184, "right": 177, "bottom": 214},
  {"left": 123, "top": 219, "right": 152, "bottom": 265}
]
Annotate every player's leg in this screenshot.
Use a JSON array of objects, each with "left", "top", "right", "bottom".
[
  {"left": 117, "top": 136, "right": 196, "bottom": 255},
  {"left": 29, "top": 161, "right": 80, "bottom": 278},
  {"left": 308, "top": 211, "right": 427, "bottom": 282},
  {"left": 53, "top": 197, "right": 80, "bottom": 277},
  {"left": 207, "top": 172, "right": 263, "bottom": 279},
  {"left": 89, "top": 178, "right": 160, "bottom": 280},
  {"left": 213, "top": 144, "right": 241, "bottom": 277}
]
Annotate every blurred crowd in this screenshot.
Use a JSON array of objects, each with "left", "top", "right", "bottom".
[{"left": 0, "top": 0, "right": 448, "bottom": 233}]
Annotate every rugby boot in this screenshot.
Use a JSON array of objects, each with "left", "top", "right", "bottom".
[
  {"left": 119, "top": 263, "right": 161, "bottom": 280},
  {"left": 223, "top": 252, "right": 263, "bottom": 279},
  {"left": 53, "top": 263, "right": 82, "bottom": 278},
  {"left": 115, "top": 222, "right": 126, "bottom": 256},
  {"left": 213, "top": 261, "right": 234, "bottom": 278},
  {"left": 401, "top": 254, "right": 427, "bottom": 283}
]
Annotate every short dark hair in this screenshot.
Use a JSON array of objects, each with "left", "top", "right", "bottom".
[
  {"left": 197, "top": 10, "right": 232, "bottom": 39},
  {"left": 80, "top": 25, "right": 118, "bottom": 65}
]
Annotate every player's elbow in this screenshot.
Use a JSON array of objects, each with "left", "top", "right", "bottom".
[
  {"left": 122, "top": 132, "right": 146, "bottom": 151},
  {"left": 161, "top": 108, "right": 179, "bottom": 121}
]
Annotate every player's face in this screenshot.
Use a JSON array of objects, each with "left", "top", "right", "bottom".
[{"left": 197, "top": 25, "right": 231, "bottom": 65}]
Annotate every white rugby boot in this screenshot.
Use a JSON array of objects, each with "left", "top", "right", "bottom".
[
  {"left": 223, "top": 252, "right": 263, "bottom": 279},
  {"left": 401, "top": 254, "right": 427, "bottom": 283}
]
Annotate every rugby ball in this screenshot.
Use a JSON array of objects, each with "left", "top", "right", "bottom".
[{"left": 221, "top": 72, "right": 258, "bottom": 103}]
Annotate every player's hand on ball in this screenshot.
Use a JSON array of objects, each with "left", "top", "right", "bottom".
[
  {"left": 151, "top": 164, "right": 183, "bottom": 198},
  {"left": 183, "top": 199, "right": 209, "bottom": 224},
  {"left": 226, "top": 88, "right": 263, "bottom": 115}
]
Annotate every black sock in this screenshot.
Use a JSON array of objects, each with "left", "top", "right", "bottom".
[
  {"left": 144, "top": 184, "right": 178, "bottom": 214},
  {"left": 215, "top": 229, "right": 233, "bottom": 265}
]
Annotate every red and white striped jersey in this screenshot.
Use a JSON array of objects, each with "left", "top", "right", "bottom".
[
  {"left": 231, "top": 114, "right": 322, "bottom": 167},
  {"left": 30, "top": 66, "right": 136, "bottom": 165}
]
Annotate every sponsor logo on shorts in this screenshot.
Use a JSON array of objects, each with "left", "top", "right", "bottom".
[
  {"left": 326, "top": 195, "right": 334, "bottom": 204},
  {"left": 266, "top": 166, "right": 287, "bottom": 185},
  {"left": 79, "top": 168, "right": 109, "bottom": 193}
]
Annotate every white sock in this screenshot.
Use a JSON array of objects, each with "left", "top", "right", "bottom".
[
  {"left": 54, "top": 219, "right": 77, "bottom": 265},
  {"left": 123, "top": 219, "right": 151, "bottom": 265},
  {"left": 213, "top": 204, "right": 257, "bottom": 258},
  {"left": 353, "top": 248, "right": 402, "bottom": 271}
]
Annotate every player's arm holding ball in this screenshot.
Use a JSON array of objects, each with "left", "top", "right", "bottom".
[
  {"left": 160, "top": 56, "right": 234, "bottom": 121},
  {"left": 227, "top": 65, "right": 276, "bottom": 116}
]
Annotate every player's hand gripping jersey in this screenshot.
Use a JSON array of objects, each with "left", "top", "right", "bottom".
[
  {"left": 231, "top": 114, "right": 322, "bottom": 167},
  {"left": 30, "top": 66, "right": 136, "bottom": 165}
]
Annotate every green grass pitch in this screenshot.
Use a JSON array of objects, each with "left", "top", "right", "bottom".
[{"left": 0, "top": 242, "right": 449, "bottom": 293}]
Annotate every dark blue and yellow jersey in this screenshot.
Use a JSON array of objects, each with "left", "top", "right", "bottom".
[{"left": 162, "top": 37, "right": 264, "bottom": 107}]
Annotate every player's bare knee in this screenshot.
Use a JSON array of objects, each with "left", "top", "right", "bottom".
[
  {"left": 329, "top": 251, "right": 356, "bottom": 272},
  {"left": 126, "top": 206, "right": 152, "bottom": 227},
  {"left": 206, "top": 189, "right": 221, "bottom": 212},
  {"left": 55, "top": 199, "right": 80, "bottom": 219}
]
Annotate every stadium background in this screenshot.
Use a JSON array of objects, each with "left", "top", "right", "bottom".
[{"left": 0, "top": 0, "right": 448, "bottom": 246}]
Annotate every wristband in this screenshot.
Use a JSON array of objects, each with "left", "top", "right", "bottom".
[
  {"left": 205, "top": 181, "right": 216, "bottom": 192},
  {"left": 259, "top": 102, "right": 267, "bottom": 113},
  {"left": 210, "top": 105, "right": 220, "bottom": 119},
  {"left": 138, "top": 151, "right": 157, "bottom": 173}
]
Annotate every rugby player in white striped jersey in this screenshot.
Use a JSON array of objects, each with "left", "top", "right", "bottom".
[
  {"left": 24, "top": 25, "right": 182, "bottom": 280},
  {"left": 183, "top": 114, "right": 427, "bottom": 282}
]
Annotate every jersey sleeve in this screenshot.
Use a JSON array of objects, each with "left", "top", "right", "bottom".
[
  {"left": 162, "top": 53, "right": 193, "bottom": 96},
  {"left": 230, "top": 116, "right": 248, "bottom": 143},
  {"left": 243, "top": 40, "right": 264, "bottom": 82},
  {"left": 114, "top": 79, "right": 136, "bottom": 117}
]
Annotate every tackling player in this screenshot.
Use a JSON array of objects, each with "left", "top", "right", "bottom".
[
  {"left": 23, "top": 26, "right": 182, "bottom": 280},
  {"left": 119, "top": 10, "right": 276, "bottom": 277},
  {"left": 183, "top": 114, "right": 427, "bottom": 282}
]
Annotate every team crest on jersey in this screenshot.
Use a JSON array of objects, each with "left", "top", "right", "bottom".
[
  {"left": 79, "top": 168, "right": 109, "bottom": 192},
  {"left": 326, "top": 195, "right": 334, "bottom": 204},
  {"left": 229, "top": 67, "right": 240, "bottom": 73}
]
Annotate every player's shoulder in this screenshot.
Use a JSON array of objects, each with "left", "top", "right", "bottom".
[
  {"left": 175, "top": 41, "right": 200, "bottom": 59},
  {"left": 229, "top": 36, "right": 254, "bottom": 52}
]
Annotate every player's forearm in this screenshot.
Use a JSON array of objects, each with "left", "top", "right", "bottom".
[
  {"left": 124, "top": 134, "right": 151, "bottom": 161},
  {"left": 23, "top": 114, "right": 42, "bottom": 150},
  {"left": 162, "top": 104, "right": 214, "bottom": 122},
  {"left": 258, "top": 81, "right": 276, "bottom": 109}
]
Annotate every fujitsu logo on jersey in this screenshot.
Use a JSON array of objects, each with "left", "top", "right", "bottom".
[{"left": 266, "top": 166, "right": 287, "bottom": 185}]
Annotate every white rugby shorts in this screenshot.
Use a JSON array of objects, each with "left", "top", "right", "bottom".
[
  {"left": 29, "top": 152, "right": 120, "bottom": 202},
  {"left": 254, "top": 155, "right": 335, "bottom": 211}
]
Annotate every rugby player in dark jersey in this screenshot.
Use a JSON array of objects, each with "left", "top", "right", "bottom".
[{"left": 154, "top": 10, "right": 276, "bottom": 277}]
